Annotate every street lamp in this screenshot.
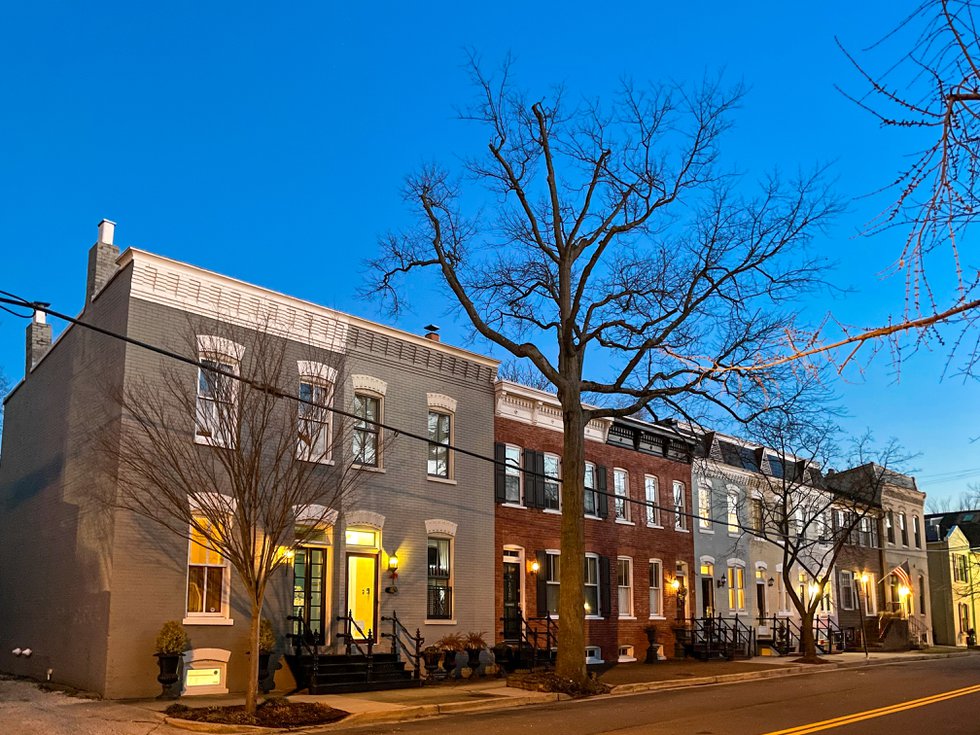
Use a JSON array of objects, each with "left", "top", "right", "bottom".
[{"left": 858, "top": 572, "right": 870, "bottom": 659}]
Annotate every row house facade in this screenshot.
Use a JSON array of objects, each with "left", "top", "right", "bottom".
[
  {"left": 492, "top": 382, "right": 696, "bottom": 665},
  {"left": 0, "top": 221, "right": 499, "bottom": 698},
  {"left": 925, "top": 512, "right": 980, "bottom": 646}
]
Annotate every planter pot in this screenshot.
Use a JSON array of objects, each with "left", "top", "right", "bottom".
[
  {"left": 422, "top": 650, "right": 443, "bottom": 679},
  {"left": 466, "top": 647, "right": 482, "bottom": 669},
  {"left": 155, "top": 653, "right": 182, "bottom": 700},
  {"left": 442, "top": 651, "right": 458, "bottom": 672}
]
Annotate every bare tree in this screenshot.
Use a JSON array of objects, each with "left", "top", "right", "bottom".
[
  {"left": 366, "top": 58, "right": 837, "bottom": 684},
  {"left": 0, "top": 367, "right": 9, "bottom": 439},
  {"left": 738, "top": 409, "right": 911, "bottom": 661},
  {"left": 99, "top": 319, "right": 372, "bottom": 714},
  {"left": 836, "top": 0, "right": 980, "bottom": 374}
]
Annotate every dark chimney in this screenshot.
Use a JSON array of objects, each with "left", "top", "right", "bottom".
[
  {"left": 25, "top": 308, "right": 52, "bottom": 374},
  {"left": 86, "top": 219, "right": 119, "bottom": 303}
]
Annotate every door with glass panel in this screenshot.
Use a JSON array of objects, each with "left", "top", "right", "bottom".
[
  {"left": 292, "top": 548, "right": 326, "bottom": 646},
  {"left": 346, "top": 553, "right": 378, "bottom": 639}
]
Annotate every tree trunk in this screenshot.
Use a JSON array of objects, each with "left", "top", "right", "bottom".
[
  {"left": 799, "top": 609, "right": 817, "bottom": 660},
  {"left": 245, "top": 598, "right": 261, "bottom": 715},
  {"left": 555, "top": 397, "right": 587, "bottom": 684}
]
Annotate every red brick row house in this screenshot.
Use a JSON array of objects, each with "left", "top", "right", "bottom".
[{"left": 492, "top": 381, "right": 696, "bottom": 664}]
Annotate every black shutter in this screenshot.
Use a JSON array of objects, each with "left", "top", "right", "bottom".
[
  {"left": 533, "top": 451, "right": 546, "bottom": 508},
  {"left": 597, "top": 466, "right": 609, "bottom": 519},
  {"left": 494, "top": 443, "right": 507, "bottom": 503},
  {"left": 525, "top": 450, "right": 545, "bottom": 508},
  {"left": 536, "top": 550, "right": 549, "bottom": 616},
  {"left": 599, "top": 555, "right": 612, "bottom": 618}
]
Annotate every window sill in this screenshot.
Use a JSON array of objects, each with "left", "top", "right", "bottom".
[
  {"left": 617, "top": 655, "right": 638, "bottom": 663},
  {"left": 615, "top": 519, "right": 635, "bottom": 526},
  {"left": 424, "top": 619, "right": 458, "bottom": 625},
  {"left": 646, "top": 523, "right": 664, "bottom": 529},
  {"left": 298, "top": 455, "right": 335, "bottom": 466},
  {"left": 648, "top": 615, "right": 667, "bottom": 621},
  {"left": 585, "top": 514, "right": 603, "bottom": 521},
  {"left": 543, "top": 509, "right": 562, "bottom": 515},
  {"left": 699, "top": 527, "right": 714, "bottom": 534},
  {"left": 674, "top": 528, "right": 690, "bottom": 533},
  {"left": 194, "top": 435, "right": 234, "bottom": 449},
  {"left": 355, "top": 465, "right": 386, "bottom": 474},
  {"left": 427, "top": 476, "right": 457, "bottom": 485},
  {"left": 500, "top": 502, "right": 526, "bottom": 510},
  {"left": 585, "top": 615, "right": 605, "bottom": 621},
  {"left": 183, "top": 617, "right": 235, "bottom": 626},
  {"left": 618, "top": 615, "right": 637, "bottom": 621},
  {"left": 586, "top": 657, "right": 605, "bottom": 665}
]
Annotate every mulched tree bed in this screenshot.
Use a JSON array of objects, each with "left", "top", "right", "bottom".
[
  {"left": 507, "top": 672, "right": 610, "bottom": 698},
  {"left": 165, "top": 698, "right": 347, "bottom": 727}
]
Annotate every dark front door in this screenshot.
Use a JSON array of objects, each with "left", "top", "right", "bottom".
[
  {"left": 503, "top": 561, "right": 521, "bottom": 639},
  {"left": 701, "top": 577, "right": 715, "bottom": 617},
  {"left": 292, "top": 547, "right": 326, "bottom": 646},
  {"left": 757, "top": 582, "right": 767, "bottom": 621}
]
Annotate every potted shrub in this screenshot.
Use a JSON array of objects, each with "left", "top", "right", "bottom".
[
  {"left": 257, "top": 618, "right": 277, "bottom": 693},
  {"left": 435, "top": 633, "right": 465, "bottom": 673},
  {"left": 643, "top": 624, "right": 663, "bottom": 664},
  {"left": 154, "top": 621, "right": 189, "bottom": 699},
  {"left": 421, "top": 645, "right": 443, "bottom": 679},
  {"left": 464, "top": 631, "right": 488, "bottom": 669}
]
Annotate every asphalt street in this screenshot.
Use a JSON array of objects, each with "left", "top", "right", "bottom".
[{"left": 333, "top": 655, "right": 980, "bottom": 735}]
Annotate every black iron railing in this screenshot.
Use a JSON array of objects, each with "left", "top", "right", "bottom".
[
  {"left": 427, "top": 585, "right": 452, "bottom": 620},
  {"left": 337, "top": 610, "right": 373, "bottom": 657},
  {"left": 380, "top": 611, "right": 424, "bottom": 683}
]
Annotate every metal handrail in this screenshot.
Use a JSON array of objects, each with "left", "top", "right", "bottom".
[
  {"left": 337, "top": 610, "right": 373, "bottom": 657},
  {"left": 286, "top": 614, "right": 320, "bottom": 691},
  {"left": 380, "top": 611, "right": 424, "bottom": 682}
]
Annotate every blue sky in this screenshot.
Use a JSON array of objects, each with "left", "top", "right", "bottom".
[{"left": 0, "top": 2, "right": 977, "bottom": 504}]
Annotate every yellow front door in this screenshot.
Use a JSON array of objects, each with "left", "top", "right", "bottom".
[{"left": 346, "top": 553, "right": 377, "bottom": 639}]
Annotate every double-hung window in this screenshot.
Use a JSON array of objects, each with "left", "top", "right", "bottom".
[
  {"left": 673, "top": 481, "right": 687, "bottom": 530},
  {"left": 648, "top": 560, "right": 663, "bottom": 617},
  {"left": 196, "top": 359, "right": 237, "bottom": 446},
  {"left": 584, "top": 463, "right": 599, "bottom": 516},
  {"left": 298, "top": 379, "right": 333, "bottom": 462},
  {"left": 353, "top": 393, "right": 381, "bottom": 466},
  {"left": 187, "top": 516, "right": 229, "bottom": 618},
  {"left": 427, "top": 411, "right": 451, "bottom": 478},
  {"left": 545, "top": 552, "right": 560, "bottom": 615},
  {"left": 617, "top": 557, "right": 634, "bottom": 617},
  {"left": 899, "top": 512, "right": 909, "bottom": 546},
  {"left": 839, "top": 570, "right": 856, "bottom": 610},
  {"left": 543, "top": 453, "right": 561, "bottom": 511},
  {"left": 727, "top": 489, "right": 739, "bottom": 534},
  {"left": 644, "top": 476, "right": 660, "bottom": 526},
  {"left": 504, "top": 446, "right": 522, "bottom": 504},
  {"left": 427, "top": 537, "right": 452, "bottom": 619},
  {"left": 614, "top": 469, "right": 630, "bottom": 522},
  {"left": 913, "top": 516, "right": 922, "bottom": 548},
  {"left": 885, "top": 511, "right": 895, "bottom": 544},
  {"left": 697, "top": 482, "right": 711, "bottom": 529},
  {"left": 727, "top": 564, "right": 745, "bottom": 611},
  {"left": 584, "top": 554, "right": 600, "bottom": 616}
]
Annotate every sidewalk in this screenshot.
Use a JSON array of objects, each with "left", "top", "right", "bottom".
[{"left": 129, "top": 648, "right": 975, "bottom": 731}]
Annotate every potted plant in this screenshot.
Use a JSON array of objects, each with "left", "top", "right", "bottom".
[
  {"left": 421, "top": 645, "right": 443, "bottom": 679},
  {"left": 435, "top": 633, "right": 465, "bottom": 672},
  {"left": 464, "top": 631, "right": 488, "bottom": 668},
  {"left": 643, "top": 624, "right": 663, "bottom": 664},
  {"left": 154, "top": 621, "right": 189, "bottom": 699},
  {"left": 257, "top": 618, "right": 277, "bottom": 693}
]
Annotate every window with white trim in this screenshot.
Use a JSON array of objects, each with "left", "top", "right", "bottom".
[
  {"left": 427, "top": 536, "right": 453, "bottom": 619},
  {"left": 648, "top": 559, "right": 663, "bottom": 617},
  {"left": 584, "top": 463, "right": 599, "bottom": 516},
  {"left": 504, "top": 445, "right": 522, "bottom": 504},
  {"left": 187, "top": 516, "right": 230, "bottom": 618},
  {"left": 838, "top": 570, "right": 856, "bottom": 611},
  {"left": 885, "top": 511, "right": 895, "bottom": 544},
  {"left": 584, "top": 554, "right": 600, "bottom": 616},
  {"left": 727, "top": 563, "right": 745, "bottom": 611},
  {"left": 913, "top": 515, "right": 922, "bottom": 548},
  {"left": 899, "top": 512, "right": 909, "bottom": 546},
  {"left": 543, "top": 453, "right": 561, "bottom": 511},
  {"left": 614, "top": 469, "right": 630, "bottom": 522},
  {"left": 353, "top": 393, "right": 381, "bottom": 466},
  {"left": 545, "top": 552, "right": 560, "bottom": 615},
  {"left": 585, "top": 646, "right": 603, "bottom": 664},
  {"left": 698, "top": 482, "right": 712, "bottom": 529},
  {"left": 195, "top": 359, "right": 238, "bottom": 447},
  {"left": 298, "top": 378, "right": 333, "bottom": 462},
  {"left": 427, "top": 411, "right": 452, "bottom": 478},
  {"left": 618, "top": 645, "right": 636, "bottom": 662},
  {"left": 727, "top": 489, "right": 739, "bottom": 534},
  {"left": 673, "top": 481, "right": 687, "bottom": 530},
  {"left": 645, "top": 475, "right": 660, "bottom": 526},
  {"left": 617, "top": 557, "right": 634, "bottom": 617}
]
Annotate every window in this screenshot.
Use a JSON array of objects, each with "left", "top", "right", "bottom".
[
  {"left": 885, "top": 511, "right": 895, "bottom": 544},
  {"left": 427, "top": 537, "right": 452, "bottom": 619},
  {"left": 504, "top": 445, "right": 522, "bottom": 504},
  {"left": 585, "top": 646, "right": 603, "bottom": 664},
  {"left": 727, "top": 489, "right": 739, "bottom": 534},
  {"left": 353, "top": 393, "right": 381, "bottom": 466},
  {"left": 698, "top": 482, "right": 712, "bottom": 529},
  {"left": 614, "top": 469, "right": 630, "bottom": 522},
  {"left": 618, "top": 558, "right": 634, "bottom": 617},
  {"left": 918, "top": 574, "right": 926, "bottom": 617},
  {"left": 545, "top": 552, "right": 560, "bottom": 615},
  {"left": 298, "top": 379, "right": 333, "bottom": 462},
  {"left": 584, "top": 463, "right": 599, "bottom": 516},
  {"left": 727, "top": 564, "right": 745, "bottom": 611},
  {"left": 543, "top": 454, "right": 561, "bottom": 511},
  {"left": 750, "top": 498, "right": 763, "bottom": 533},
  {"left": 645, "top": 476, "right": 660, "bottom": 526},
  {"left": 959, "top": 603, "right": 971, "bottom": 634},
  {"left": 195, "top": 358, "right": 237, "bottom": 446},
  {"left": 673, "top": 481, "right": 687, "bottom": 530},
  {"left": 864, "top": 574, "right": 878, "bottom": 615},
  {"left": 913, "top": 515, "right": 921, "bottom": 548},
  {"left": 954, "top": 554, "right": 969, "bottom": 583},
  {"left": 584, "top": 554, "right": 600, "bottom": 616},
  {"left": 899, "top": 512, "right": 909, "bottom": 546},
  {"left": 839, "top": 570, "right": 856, "bottom": 611},
  {"left": 187, "top": 516, "right": 229, "bottom": 618},
  {"left": 649, "top": 560, "right": 663, "bottom": 617},
  {"left": 426, "top": 411, "right": 452, "bottom": 478},
  {"left": 618, "top": 645, "right": 636, "bottom": 663}
]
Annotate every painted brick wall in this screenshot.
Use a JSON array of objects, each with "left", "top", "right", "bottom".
[{"left": 494, "top": 416, "right": 695, "bottom": 663}]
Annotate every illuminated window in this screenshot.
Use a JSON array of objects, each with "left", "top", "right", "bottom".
[
  {"left": 698, "top": 482, "right": 712, "bottom": 529},
  {"left": 187, "top": 516, "right": 229, "bottom": 618},
  {"left": 584, "top": 554, "right": 600, "bottom": 616},
  {"left": 727, "top": 564, "right": 745, "bottom": 611},
  {"left": 727, "top": 489, "right": 739, "bottom": 534}
]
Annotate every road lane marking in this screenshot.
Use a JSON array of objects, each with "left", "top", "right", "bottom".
[{"left": 760, "top": 683, "right": 980, "bottom": 735}]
